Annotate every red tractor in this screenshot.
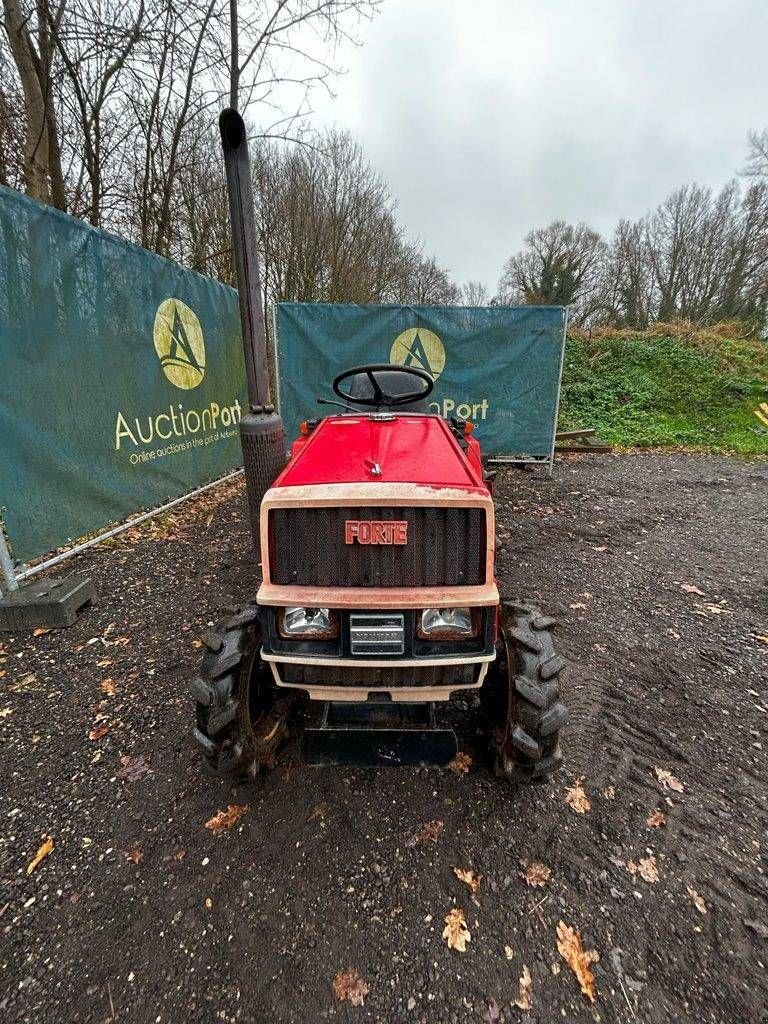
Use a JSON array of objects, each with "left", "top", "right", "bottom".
[{"left": 191, "top": 111, "right": 568, "bottom": 783}]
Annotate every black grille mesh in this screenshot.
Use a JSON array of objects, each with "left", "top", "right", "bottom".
[
  {"left": 269, "top": 506, "right": 485, "bottom": 587},
  {"left": 281, "top": 663, "right": 475, "bottom": 687}
]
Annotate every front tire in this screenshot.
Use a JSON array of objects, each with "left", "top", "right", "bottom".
[
  {"left": 482, "top": 602, "right": 568, "bottom": 782},
  {"left": 191, "top": 605, "right": 292, "bottom": 777}
]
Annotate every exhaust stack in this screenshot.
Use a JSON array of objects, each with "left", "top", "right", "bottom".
[{"left": 219, "top": 108, "right": 285, "bottom": 551}]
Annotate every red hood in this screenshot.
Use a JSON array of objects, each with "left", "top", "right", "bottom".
[{"left": 274, "top": 414, "right": 485, "bottom": 491}]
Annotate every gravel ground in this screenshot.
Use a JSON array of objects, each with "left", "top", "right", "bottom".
[{"left": 1, "top": 452, "right": 766, "bottom": 1024}]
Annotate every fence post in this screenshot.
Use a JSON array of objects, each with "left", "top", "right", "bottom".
[{"left": 0, "top": 521, "right": 19, "bottom": 594}]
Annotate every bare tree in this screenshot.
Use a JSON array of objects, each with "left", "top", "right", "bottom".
[
  {"left": 1, "top": 0, "right": 66, "bottom": 205},
  {"left": 498, "top": 220, "right": 606, "bottom": 324},
  {"left": 744, "top": 128, "right": 768, "bottom": 179},
  {"left": 461, "top": 279, "right": 490, "bottom": 306}
]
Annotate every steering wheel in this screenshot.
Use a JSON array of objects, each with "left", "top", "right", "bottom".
[{"left": 333, "top": 363, "right": 434, "bottom": 408}]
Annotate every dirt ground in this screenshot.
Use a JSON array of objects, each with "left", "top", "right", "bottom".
[{"left": 1, "top": 453, "right": 766, "bottom": 1024}]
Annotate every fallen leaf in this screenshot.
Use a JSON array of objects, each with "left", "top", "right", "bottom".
[
  {"left": 100, "top": 678, "right": 116, "bottom": 697},
  {"left": 172, "top": 849, "right": 186, "bottom": 861},
  {"left": 332, "top": 968, "right": 370, "bottom": 1006},
  {"left": 112, "top": 637, "right": 131, "bottom": 647},
  {"left": 504, "top": 945, "right": 514, "bottom": 960},
  {"left": 307, "top": 803, "right": 327, "bottom": 822},
  {"left": 647, "top": 810, "right": 666, "bottom": 828},
  {"left": 192, "top": 639, "right": 203, "bottom": 649},
  {"left": 204, "top": 803, "right": 249, "bottom": 835},
  {"left": 603, "top": 785, "right": 615, "bottom": 800},
  {"left": 569, "top": 602, "right": 587, "bottom": 610},
  {"left": 118, "top": 753, "right": 151, "bottom": 782},
  {"left": 556, "top": 920, "right": 599, "bottom": 1003},
  {"left": 125, "top": 846, "right": 143, "bottom": 864},
  {"left": 687, "top": 886, "right": 707, "bottom": 915},
  {"left": 450, "top": 752, "right": 472, "bottom": 775},
  {"left": 752, "top": 634, "right": 768, "bottom": 647},
  {"left": 522, "top": 862, "right": 551, "bottom": 888},
  {"left": 514, "top": 964, "right": 533, "bottom": 1011},
  {"left": 27, "top": 836, "right": 54, "bottom": 875},
  {"left": 654, "top": 766, "right": 684, "bottom": 793},
  {"left": 680, "top": 583, "right": 705, "bottom": 596},
  {"left": 627, "top": 855, "right": 660, "bottom": 883},
  {"left": 443, "top": 907, "right": 471, "bottom": 952},
  {"left": 33, "top": 627, "right": 50, "bottom": 637},
  {"left": 88, "top": 721, "right": 110, "bottom": 741},
  {"left": 414, "top": 819, "right": 444, "bottom": 844},
  {"left": 0, "top": 707, "right": 12, "bottom": 718},
  {"left": 482, "top": 997, "right": 501, "bottom": 1023},
  {"left": 565, "top": 777, "right": 591, "bottom": 814},
  {"left": 453, "top": 867, "right": 481, "bottom": 893}
]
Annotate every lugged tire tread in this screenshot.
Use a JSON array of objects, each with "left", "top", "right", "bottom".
[
  {"left": 193, "top": 604, "right": 291, "bottom": 778},
  {"left": 484, "top": 603, "right": 569, "bottom": 784}
]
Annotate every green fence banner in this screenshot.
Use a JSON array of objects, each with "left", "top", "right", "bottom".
[
  {"left": 275, "top": 302, "right": 566, "bottom": 459},
  {"left": 0, "top": 186, "right": 247, "bottom": 562}
]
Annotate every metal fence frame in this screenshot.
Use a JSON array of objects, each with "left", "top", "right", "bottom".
[{"left": 0, "top": 469, "right": 243, "bottom": 597}]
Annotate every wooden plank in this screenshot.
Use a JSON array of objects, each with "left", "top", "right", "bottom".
[
  {"left": 555, "top": 444, "right": 613, "bottom": 454},
  {"left": 555, "top": 428, "right": 596, "bottom": 440}
]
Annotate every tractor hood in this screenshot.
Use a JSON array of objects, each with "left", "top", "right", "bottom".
[{"left": 274, "top": 414, "right": 486, "bottom": 491}]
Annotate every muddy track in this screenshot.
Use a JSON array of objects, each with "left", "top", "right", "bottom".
[{"left": 1, "top": 453, "right": 766, "bottom": 1024}]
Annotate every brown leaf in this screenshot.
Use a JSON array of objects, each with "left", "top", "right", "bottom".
[
  {"left": 125, "top": 846, "right": 143, "bottom": 864},
  {"left": 204, "top": 803, "right": 249, "bottom": 835},
  {"left": 752, "top": 634, "right": 768, "bottom": 646},
  {"left": 556, "top": 920, "right": 599, "bottom": 1003},
  {"left": 522, "top": 862, "right": 551, "bottom": 888},
  {"left": 565, "top": 777, "right": 591, "bottom": 814},
  {"left": 450, "top": 752, "right": 472, "bottom": 775},
  {"left": 414, "top": 819, "right": 444, "bottom": 844},
  {"left": 443, "top": 907, "right": 471, "bottom": 952},
  {"left": 27, "top": 836, "right": 54, "bottom": 875},
  {"left": 332, "top": 968, "right": 370, "bottom": 1006},
  {"left": 647, "top": 810, "right": 666, "bottom": 828},
  {"left": 481, "top": 998, "right": 501, "bottom": 1024},
  {"left": 118, "top": 752, "right": 151, "bottom": 782},
  {"left": 680, "top": 583, "right": 705, "bottom": 596},
  {"left": 627, "top": 855, "right": 660, "bottom": 883},
  {"left": 514, "top": 964, "right": 533, "bottom": 1011},
  {"left": 88, "top": 721, "right": 110, "bottom": 741},
  {"left": 307, "top": 803, "right": 327, "bottom": 822},
  {"left": 100, "top": 678, "right": 116, "bottom": 697},
  {"left": 602, "top": 786, "right": 615, "bottom": 800},
  {"left": 33, "top": 627, "right": 50, "bottom": 637},
  {"left": 453, "top": 867, "right": 481, "bottom": 893},
  {"left": 687, "top": 886, "right": 707, "bottom": 915},
  {"left": 654, "top": 766, "right": 684, "bottom": 793}
]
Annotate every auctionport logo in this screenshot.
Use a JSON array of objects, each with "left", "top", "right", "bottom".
[
  {"left": 389, "top": 326, "right": 489, "bottom": 420},
  {"left": 390, "top": 328, "right": 446, "bottom": 381},
  {"left": 153, "top": 298, "right": 206, "bottom": 390}
]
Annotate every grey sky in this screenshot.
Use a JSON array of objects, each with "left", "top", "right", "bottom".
[{"left": 311, "top": 0, "right": 768, "bottom": 291}]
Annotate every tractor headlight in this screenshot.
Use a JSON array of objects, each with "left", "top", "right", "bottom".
[
  {"left": 418, "top": 607, "right": 477, "bottom": 639},
  {"left": 278, "top": 607, "right": 338, "bottom": 639}
]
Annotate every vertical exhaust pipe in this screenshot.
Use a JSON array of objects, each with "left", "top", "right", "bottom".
[{"left": 219, "top": 108, "right": 286, "bottom": 552}]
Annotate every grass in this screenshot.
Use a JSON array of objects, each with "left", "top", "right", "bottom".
[{"left": 559, "top": 321, "right": 768, "bottom": 455}]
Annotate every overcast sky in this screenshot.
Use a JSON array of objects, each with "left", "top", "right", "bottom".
[{"left": 310, "top": 0, "right": 768, "bottom": 291}]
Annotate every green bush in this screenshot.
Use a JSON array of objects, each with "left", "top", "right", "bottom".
[{"left": 559, "top": 327, "right": 768, "bottom": 455}]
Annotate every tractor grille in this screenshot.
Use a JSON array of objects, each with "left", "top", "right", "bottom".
[
  {"left": 269, "top": 506, "right": 486, "bottom": 587},
  {"left": 280, "top": 662, "right": 476, "bottom": 688}
]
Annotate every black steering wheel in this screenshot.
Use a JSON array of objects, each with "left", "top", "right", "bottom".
[{"left": 333, "top": 363, "right": 434, "bottom": 408}]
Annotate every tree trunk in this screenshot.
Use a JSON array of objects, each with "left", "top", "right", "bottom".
[{"left": 3, "top": 0, "right": 51, "bottom": 201}]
